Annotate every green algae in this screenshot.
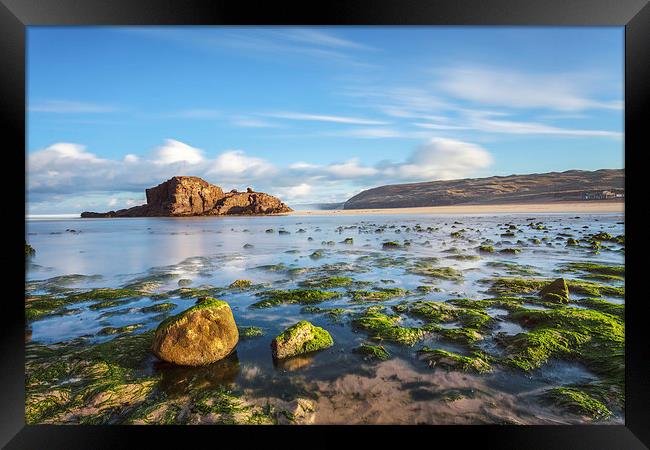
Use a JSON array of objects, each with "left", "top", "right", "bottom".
[
  {"left": 25, "top": 294, "right": 72, "bottom": 321},
  {"left": 478, "top": 245, "right": 495, "bottom": 253},
  {"left": 352, "top": 307, "right": 425, "bottom": 345},
  {"left": 298, "top": 275, "right": 353, "bottom": 289},
  {"left": 98, "top": 323, "right": 144, "bottom": 336},
  {"left": 175, "top": 286, "right": 222, "bottom": 299},
  {"left": 177, "top": 278, "right": 192, "bottom": 287},
  {"left": 486, "top": 261, "right": 541, "bottom": 276},
  {"left": 272, "top": 320, "right": 334, "bottom": 358},
  {"left": 349, "top": 287, "right": 408, "bottom": 302},
  {"left": 498, "top": 248, "right": 521, "bottom": 254},
  {"left": 408, "top": 264, "right": 463, "bottom": 281},
  {"left": 238, "top": 326, "right": 264, "bottom": 339},
  {"left": 228, "top": 279, "right": 253, "bottom": 289},
  {"left": 382, "top": 241, "right": 402, "bottom": 249},
  {"left": 254, "top": 263, "right": 288, "bottom": 272},
  {"left": 545, "top": 387, "right": 613, "bottom": 420},
  {"left": 354, "top": 343, "right": 390, "bottom": 361},
  {"left": 300, "top": 305, "right": 347, "bottom": 319},
  {"left": 251, "top": 289, "right": 340, "bottom": 308},
  {"left": 67, "top": 288, "right": 144, "bottom": 302},
  {"left": 139, "top": 302, "right": 176, "bottom": 314},
  {"left": 157, "top": 297, "right": 229, "bottom": 331},
  {"left": 416, "top": 347, "right": 491, "bottom": 374},
  {"left": 485, "top": 277, "right": 624, "bottom": 298},
  {"left": 25, "top": 331, "right": 159, "bottom": 424},
  {"left": 562, "top": 263, "right": 624, "bottom": 277},
  {"left": 572, "top": 298, "right": 624, "bottom": 319},
  {"left": 501, "top": 308, "right": 624, "bottom": 384}
]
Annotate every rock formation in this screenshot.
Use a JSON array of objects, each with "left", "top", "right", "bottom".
[
  {"left": 271, "top": 320, "right": 333, "bottom": 359},
  {"left": 539, "top": 278, "right": 570, "bottom": 304},
  {"left": 81, "top": 176, "right": 292, "bottom": 217},
  {"left": 151, "top": 297, "right": 239, "bottom": 366}
]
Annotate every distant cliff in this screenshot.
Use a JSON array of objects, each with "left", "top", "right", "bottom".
[
  {"left": 343, "top": 169, "right": 624, "bottom": 210},
  {"left": 81, "top": 176, "right": 293, "bottom": 218}
]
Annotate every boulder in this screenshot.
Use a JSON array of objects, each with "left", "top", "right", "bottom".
[
  {"left": 539, "top": 278, "right": 569, "bottom": 303},
  {"left": 271, "top": 320, "right": 333, "bottom": 359},
  {"left": 151, "top": 297, "right": 239, "bottom": 366}
]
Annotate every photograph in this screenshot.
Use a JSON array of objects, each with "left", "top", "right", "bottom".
[{"left": 24, "top": 25, "right": 626, "bottom": 426}]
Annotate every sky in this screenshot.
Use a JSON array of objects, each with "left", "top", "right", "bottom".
[{"left": 26, "top": 26, "right": 624, "bottom": 214}]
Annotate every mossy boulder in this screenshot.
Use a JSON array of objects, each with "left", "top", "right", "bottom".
[
  {"left": 151, "top": 298, "right": 239, "bottom": 366},
  {"left": 271, "top": 320, "right": 333, "bottom": 359},
  {"left": 539, "top": 278, "right": 569, "bottom": 303}
]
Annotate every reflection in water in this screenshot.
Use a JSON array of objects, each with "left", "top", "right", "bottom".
[
  {"left": 155, "top": 351, "right": 241, "bottom": 397},
  {"left": 272, "top": 354, "right": 314, "bottom": 372}
]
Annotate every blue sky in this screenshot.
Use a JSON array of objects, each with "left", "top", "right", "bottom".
[{"left": 27, "top": 26, "right": 624, "bottom": 214}]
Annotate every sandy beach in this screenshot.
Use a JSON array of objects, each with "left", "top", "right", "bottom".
[{"left": 290, "top": 201, "right": 624, "bottom": 216}]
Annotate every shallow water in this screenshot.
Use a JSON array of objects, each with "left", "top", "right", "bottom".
[{"left": 25, "top": 212, "right": 625, "bottom": 424}]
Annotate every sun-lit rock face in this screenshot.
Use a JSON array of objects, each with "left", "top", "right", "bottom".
[
  {"left": 81, "top": 176, "right": 292, "bottom": 217},
  {"left": 151, "top": 298, "right": 239, "bottom": 366},
  {"left": 145, "top": 176, "right": 224, "bottom": 216}
]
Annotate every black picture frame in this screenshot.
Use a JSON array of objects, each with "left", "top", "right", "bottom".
[{"left": 2, "top": 0, "right": 648, "bottom": 448}]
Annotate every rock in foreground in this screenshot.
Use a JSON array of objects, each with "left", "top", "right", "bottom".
[
  {"left": 539, "top": 278, "right": 570, "bottom": 303},
  {"left": 151, "top": 297, "right": 239, "bottom": 366},
  {"left": 81, "top": 176, "right": 292, "bottom": 217},
  {"left": 271, "top": 320, "right": 333, "bottom": 359}
]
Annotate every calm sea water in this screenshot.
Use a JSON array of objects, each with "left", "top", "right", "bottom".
[{"left": 25, "top": 213, "right": 625, "bottom": 424}]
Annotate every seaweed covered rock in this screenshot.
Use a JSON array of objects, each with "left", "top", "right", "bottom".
[
  {"left": 271, "top": 320, "right": 333, "bottom": 359},
  {"left": 539, "top": 278, "right": 569, "bottom": 303},
  {"left": 25, "top": 241, "right": 36, "bottom": 258},
  {"left": 151, "top": 297, "right": 238, "bottom": 366}
]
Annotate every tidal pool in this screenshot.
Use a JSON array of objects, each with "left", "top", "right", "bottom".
[{"left": 25, "top": 213, "right": 625, "bottom": 424}]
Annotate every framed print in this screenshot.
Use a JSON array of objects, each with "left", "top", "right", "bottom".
[{"left": 2, "top": 0, "right": 649, "bottom": 448}]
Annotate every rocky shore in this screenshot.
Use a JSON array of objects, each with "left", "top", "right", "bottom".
[{"left": 81, "top": 176, "right": 292, "bottom": 218}]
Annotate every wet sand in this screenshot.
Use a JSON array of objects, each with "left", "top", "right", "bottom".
[{"left": 290, "top": 201, "right": 624, "bottom": 216}]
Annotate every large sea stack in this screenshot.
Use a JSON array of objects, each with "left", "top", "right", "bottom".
[{"left": 81, "top": 176, "right": 292, "bottom": 217}]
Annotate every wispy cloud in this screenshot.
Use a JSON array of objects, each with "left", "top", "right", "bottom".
[
  {"left": 121, "top": 28, "right": 375, "bottom": 67},
  {"left": 435, "top": 66, "right": 622, "bottom": 111},
  {"left": 265, "top": 111, "right": 389, "bottom": 125},
  {"left": 30, "top": 100, "right": 119, "bottom": 114}
]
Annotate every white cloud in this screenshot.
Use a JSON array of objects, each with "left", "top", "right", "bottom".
[
  {"left": 325, "top": 159, "right": 379, "bottom": 177},
  {"left": 380, "top": 137, "right": 493, "bottom": 181},
  {"left": 274, "top": 183, "right": 313, "bottom": 200},
  {"left": 206, "top": 150, "right": 276, "bottom": 178},
  {"left": 27, "top": 137, "right": 493, "bottom": 212},
  {"left": 151, "top": 139, "right": 204, "bottom": 165},
  {"left": 28, "top": 143, "right": 107, "bottom": 172}
]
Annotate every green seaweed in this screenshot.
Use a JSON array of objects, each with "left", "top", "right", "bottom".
[
  {"left": 251, "top": 289, "right": 340, "bottom": 309},
  {"left": 416, "top": 347, "right": 491, "bottom": 374},
  {"left": 354, "top": 343, "right": 390, "bottom": 361},
  {"left": 351, "top": 307, "right": 425, "bottom": 345},
  {"left": 545, "top": 387, "right": 613, "bottom": 420}
]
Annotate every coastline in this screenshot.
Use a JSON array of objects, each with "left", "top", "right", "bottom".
[{"left": 290, "top": 200, "right": 624, "bottom": 216}]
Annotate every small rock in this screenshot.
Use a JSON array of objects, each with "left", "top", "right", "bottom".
[{"left": 271, "top": 320, "right": 333, "bottom": 359}]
